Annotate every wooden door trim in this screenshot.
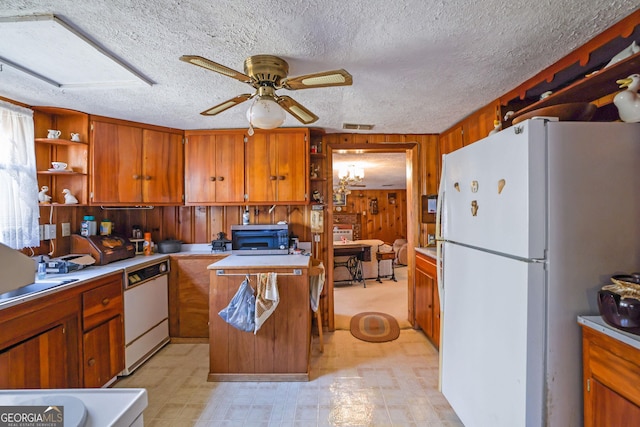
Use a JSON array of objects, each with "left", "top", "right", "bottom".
[{"left": 326, "top": 142, "right": 419, "bottom": 331}]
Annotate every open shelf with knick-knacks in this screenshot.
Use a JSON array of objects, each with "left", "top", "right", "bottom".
[
  {"left": 309, "top": 130, "right": 328, "bottom": 208},
  {"left": 33, "top": 107, "right": 89, "bottom": 205},
  {"left": 501, "top": 11, "right": 640, "bottom": 126}
]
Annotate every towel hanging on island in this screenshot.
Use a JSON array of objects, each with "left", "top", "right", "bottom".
[{"left": 254, "top": 272, "right": 279, "bottom": 334}]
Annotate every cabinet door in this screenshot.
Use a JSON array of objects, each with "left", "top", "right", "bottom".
[
  {"left": 245, "top": 130, "right": 308, "bottom": 203},
  {"left": 214, "top": 133, "right": 245, "bottom": 203},
  {"left": 0, "top": 324, "right": 70, "bottom": 389},
  {"left": 415, "top": 253, "right": 439, "bottom": 348},
  {"left": 245, "top": 132, "right": 275, "bottom": 202},
  {"left": 589, "top": 378, "right": 640, "bottom": 427},
  {"left": 185, "top": 132, "right": 245, "bottom": 204},
  {"left": 415, "top": 268, "right": 433, "bottom": 337},
  {"left": 91, "top": 121, "right": 143, "bottom": 203},
  {"left": 171, "top": 257, "right": 213, "bottom": 338},
  {"left": 142, "top": 129, "right": 184, "bottom": 204},
  {"left": 83, "top": 316, "right": 124, "bottom": 387},
  {"left": 273, "top": 131, "right": 308, "bottom": 202},
  {"left": 432, "top": 277, "right": 440, "bottom": 348},
  {"left": 185, "top": 133, "right": 216, "bottom": 203}
]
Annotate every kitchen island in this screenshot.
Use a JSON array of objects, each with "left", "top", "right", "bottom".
[{"left": 207, "top": 254, "right": 312, "bottom": 381}]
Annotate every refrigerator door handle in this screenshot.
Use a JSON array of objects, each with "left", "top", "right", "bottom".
[{"left": 435, "top": 155, "right": 446, "bottom": 312}]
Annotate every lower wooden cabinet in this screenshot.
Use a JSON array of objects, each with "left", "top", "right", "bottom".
[
  {"left": 0, "top": 272, "right": 124, "bottom": 389},
  {"left": 582, "top": 324, "right": 640, "bottom": 427},
  {"left": 83, "top": 316, "right": 124, "bottom": 387},
  {"left": 81, "top": 274, "right": 124, "bottom": 387},
  {"left": 0, "top": 323, "right": 73, "bottom": 389},
  {"left": 169, "top": 254, "right": 226, "bottom": 339},
  {"left": 0, "top": 295, "right": 81, "bottom": 388},
  {"left": 415, "top": 251, "right": 440, "bottom": 348},
  {"left": 208, "top": 266, "right": 311, "bottom": 381}
]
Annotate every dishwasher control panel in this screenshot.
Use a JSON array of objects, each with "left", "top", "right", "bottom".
[{"left": 126, "top": 260, "right": 169, "bottom": 288}]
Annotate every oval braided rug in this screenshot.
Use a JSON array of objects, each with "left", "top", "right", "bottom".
[{"left": 350, "top": 312, "right": 400, "bottom": 343}]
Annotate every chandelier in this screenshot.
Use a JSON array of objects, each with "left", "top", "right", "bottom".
[{"left": 334, "top": 164, "right": 364, "bottom": 195}]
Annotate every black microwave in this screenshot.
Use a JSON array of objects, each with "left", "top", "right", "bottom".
[{"left": 230, "top": 224, "right": 290, "bottom": 255}]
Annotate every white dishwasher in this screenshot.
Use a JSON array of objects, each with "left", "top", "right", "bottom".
[{"left": 121, "top": 258, "right": 170, "bottom": 375}]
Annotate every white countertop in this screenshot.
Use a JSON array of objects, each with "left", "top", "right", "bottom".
[
  {"left": 0, "top": 253, "right": 169, "bottom": 310},
  {"left": 208, "top": 254, "right": 312, "bottom": 270},
  {"left": 578, "top": 315, "right": 640, "bottom": 350},
  {"left": 415, "top": 247, "right": 438, "bottom": 259},
  {"left": 0, "top": 388, "right": 147, "bottom": 427}
]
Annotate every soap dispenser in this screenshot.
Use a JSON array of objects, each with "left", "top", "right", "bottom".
[{"left": 37, "top": 256, "right": 46, "bottom": 280}]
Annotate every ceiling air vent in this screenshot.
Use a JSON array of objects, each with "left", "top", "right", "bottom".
[{"left": 342, "top": 123, "right": 374, "bottom": 130}]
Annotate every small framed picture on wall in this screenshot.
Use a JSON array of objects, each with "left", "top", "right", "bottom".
[{"left": 333, "top": 192, "right": 347, "bottom": 206}]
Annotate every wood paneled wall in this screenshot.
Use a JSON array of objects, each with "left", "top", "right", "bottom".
[
  {"left": 31, "top": 204, "right": 316, "bottom": 258},
  {"left": 333, "top": 189, "right": 407, "bottom": 244}
]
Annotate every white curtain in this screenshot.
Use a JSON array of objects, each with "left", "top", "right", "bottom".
[{"left": 0, "top": 100, "right": 39, "bottom": 249}]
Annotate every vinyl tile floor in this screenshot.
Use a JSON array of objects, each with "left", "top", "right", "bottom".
[{"left": 114, "top": 330, "right": 462, "bottom": 426}]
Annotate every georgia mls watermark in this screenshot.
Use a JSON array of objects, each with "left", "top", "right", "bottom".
[{"left": 0, "top": 406, "right": 64, "bottom": 427}]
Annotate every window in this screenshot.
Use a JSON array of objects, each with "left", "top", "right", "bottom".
[{"left": 0, "top": 100, "right": 39, "bottom": 249}]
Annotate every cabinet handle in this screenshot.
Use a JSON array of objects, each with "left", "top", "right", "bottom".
[
  {"left": 87, "top": 357, "right": 96, "bottom": 367},
  {"left": 278, "top": 176, "right": 285, "bottom": 180},
  {"left": 269, "top": 176, "right": 277, "bottom": 181},
  {"left": 145, "top": 175, "right": 151, "bottom": 180},
  {"left": 217, "top": 176, "right": 224, "bottom": 181},
  {"left": 102, "top": 297, "right": 110, "bottom": 306},
  {"left": 132, "top": 174, "right": 140, "bottom": 180},
  {"left": 209, "top": 176, "right": 216, "bottom": 181}
]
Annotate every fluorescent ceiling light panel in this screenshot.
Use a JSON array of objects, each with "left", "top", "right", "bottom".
[{"left": 0, "top": 15, "right": 153, "bottom": 88}]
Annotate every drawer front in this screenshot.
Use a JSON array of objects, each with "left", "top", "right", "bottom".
[
  {"left": 416, "top": 253, "right": 437, "bottom": 276},
  {"left": 588, "top": 337, "right": 640, "bottom": 408},
  {"left": 83, "top": 281, "right": 123, "bottom": 331}
]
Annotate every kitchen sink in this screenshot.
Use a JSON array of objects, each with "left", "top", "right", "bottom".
[{"left": 0, "top": 278, "right": 79, "bottom": 303}]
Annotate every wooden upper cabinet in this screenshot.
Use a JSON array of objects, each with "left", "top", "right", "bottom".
[
  {"left": 91, "top": 121, "right": 143, "bottom": 204},
  {"left": 245, "top": 129, "right": 309, "bottom": 203},
  {"left": 184, "top": 131, "right": 245, "bottom": 205},
  {"left": 91, "top": 118, "right": 184, "bottom": 205},
  {"left": 142, "top": 129, "right": 184, "bottom": 204}
]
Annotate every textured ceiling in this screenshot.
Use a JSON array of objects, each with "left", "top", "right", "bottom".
[{"left": 1, "top": 0, "right": 638, "bottom": 136}]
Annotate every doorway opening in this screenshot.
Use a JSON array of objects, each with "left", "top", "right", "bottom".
[{"left": 326, "top": 143, "right": 419, "bottom": 332}]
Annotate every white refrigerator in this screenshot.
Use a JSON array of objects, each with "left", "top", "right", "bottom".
[{"left": 436, "top": 118, "right": 640, "bottom": 426}]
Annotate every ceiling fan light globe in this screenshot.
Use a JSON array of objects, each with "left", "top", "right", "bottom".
[{"left": 246, "top": 97, "right": 286, "bottom": 129}]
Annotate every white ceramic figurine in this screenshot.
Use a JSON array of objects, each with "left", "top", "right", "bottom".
[
  {"left": 38, "top": 185, "right": 51, "bottom": 203},
  {"left": 614, "top": 73, "right": 640, "bottom": 123},
  {"left": 62, "top": 188, "right": 79, "bottom": 204}
]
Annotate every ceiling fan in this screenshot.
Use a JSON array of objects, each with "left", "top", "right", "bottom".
[{"left": 179, "top": 54, "right": 353, "bottom": 127}]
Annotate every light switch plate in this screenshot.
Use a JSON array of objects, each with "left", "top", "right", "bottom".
[{"left": 61, "top": 222, "right": 71, "bottom": 237}]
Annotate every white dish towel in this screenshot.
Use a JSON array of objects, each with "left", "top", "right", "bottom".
[{"left": 254, "top": 272, "right": 279, "bottom": 334}]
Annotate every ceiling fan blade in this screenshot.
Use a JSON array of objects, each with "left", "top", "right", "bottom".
[
  {"left": 281, "top": 69, "right": 353, "bottom": 90},
  {"left": 275, "top": 96, "right": 319, "bottom": 124},
  {"left": 200, "top": 94, "right": 253, "bottom": 116},
  {"left": 180, "top": 55, "right": 251, "bottom": 84}
]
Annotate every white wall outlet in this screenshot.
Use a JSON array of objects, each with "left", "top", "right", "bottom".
[
  {"left": 61, "top": 222, "right": 71, "bottom": 237},
  {"left": 44, "top": 224, "right": 56, "bottom": 240}
]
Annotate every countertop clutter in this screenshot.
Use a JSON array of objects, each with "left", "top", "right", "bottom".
[
  {"left": 0, "top": 243, "right": 223, "bottom": 310},
  {"left": 0, "top": 253, "right": 169, "bottom": 310}
]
